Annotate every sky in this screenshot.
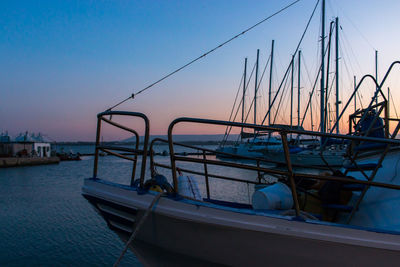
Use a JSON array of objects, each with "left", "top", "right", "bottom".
[{"left": 1, "top": 0, "right": 400, "bottom": 141}]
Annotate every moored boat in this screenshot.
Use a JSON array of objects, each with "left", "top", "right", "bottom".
[{"left": 82, "top": 106, "right": 400, "bottom": 265}]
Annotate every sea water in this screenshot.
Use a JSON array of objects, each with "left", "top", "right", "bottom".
[
  {"left": 0, "top": 144, "right": 262, "bottom": 266},
  {"left": 0, "top": 156, "right": 141, "bottom": 266}
]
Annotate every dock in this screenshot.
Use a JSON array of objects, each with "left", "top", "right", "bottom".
[{"left": 0, "top": 157, "right": 60, "bottom": 168}]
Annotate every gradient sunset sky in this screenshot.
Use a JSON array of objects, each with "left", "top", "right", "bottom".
[{"left": 1, "top": 0, "right": 400, "bottom": 141}]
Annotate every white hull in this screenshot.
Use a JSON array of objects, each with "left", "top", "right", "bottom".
[
  {"left": 217, "top": 143, "right": 265, "bottom": 158},
  {"left": 83, "top": 178, "right": 400, "bottom": 266},
  {"left": 217, "top": 144, "right": 344, "bottom": 167},
  {"left": 265, "top": 149, "right": 345, "bottom": 167}
]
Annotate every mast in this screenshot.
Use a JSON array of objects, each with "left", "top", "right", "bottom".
[
  {"left": 291, "top": 55, "right": 294, "bottom": 131},
  {"left": 388, "top": 87, "right": 390, "bottom": 118},
  {"left": 310, "top": 92, "right": 314, "bottom": 131},
  {"left": 328, "top": 103, "right": 332, "bottom": 132},
  {"left": 320, "top": 0, "right": 326, "bottom": 134},
  {"left": 335, "top": 17, "right": 340, "bottom": 134},
  {"left": 254, "top": 49, "right": 260, "bottom": 133},
  {"left": 268, "top": 40, "right": 275, "bottom": 126},
  {"left": 298, "top": 50, "right": 301, "bottom": 127},
  {"left": 325, "top": 21, "right": 334, "bottom": 132},
  {"left": 354, "top": 76, "right": 357, "bottom": 113},
  {"left": 241, "top": 57, "right": 247, "bottom": 140},
  {"left": 375, "top": 50, "right": 378, "bottom": 107}
]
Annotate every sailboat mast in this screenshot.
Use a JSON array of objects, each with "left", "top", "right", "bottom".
[
  {"left": 375, "top": 50, "right": 379, "bottom": 107},
  {"left": 298, "top": 50, "right": 301, "bottom": 127},
  {"left": 291, "top": 55, "right": 294, "bottom": 131},
  {"left": 310, "top": 92, "right": 314, "bottom": 131},
  {"left": 325, "top": 21, "right": 333, "bottom": 133},
  {"left": 254, "top": 49, "right": 260, "bottom": 132},
  {"left": 268, "top": 40, "right": 275, "bottom": 126},
  {"left": 242, "top": 58, "right": 247, "bottom": 139},
  {"left": 388, "top": 87, "right": 390, "bottom": 119},
  {"left": 320, "top": 0, "right": 326, "bottom": 134},
  {"left": 354, "top": 76, "right": 357, "bottom": 113},
  {"left": 335, "top": 17, "right": 339, "bottom": 134}
]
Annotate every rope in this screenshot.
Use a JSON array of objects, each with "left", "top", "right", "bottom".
[
  {"left": 113, "top": 192, "right": 164, "bottom": 267},
  {"left": 106, "top": 0, "right": 300, "bottom": 111}
]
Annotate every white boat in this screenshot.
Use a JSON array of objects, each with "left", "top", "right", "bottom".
[
  {"left": 216, "top": 136, "right": 282, "bottom": 158},
  {"left": 83, "top": 178, "right": 400, "bottom": 266},
  {"left": 81, "top": 0, "right": 400, "bottom": 262},
  {"left": 82, "top": 105, "right": 400, "bottom": 265}
]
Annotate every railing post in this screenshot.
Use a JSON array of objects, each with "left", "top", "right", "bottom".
[
  {"left": 281, "top": 132, "right": 301, "bottom": 217},
  {"left": 139, "top": 117, "right": 150, "bottom": 188},
  {"left": 168, "top": 125, "right": 178, "bottom": 193},
  {"left": 93, "top": 116, "right": 102, "bottom": 178},
  {"left": 385, "top": 100, "right": 389, "bottom": 138},
  {"left": 203, "top": 151, "right": 210, "bottom": 199},
  {"left": 257, "top": 159, "right": 261, "bottom": 184}
]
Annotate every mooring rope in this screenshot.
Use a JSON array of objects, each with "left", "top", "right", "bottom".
[
  {"left": 113, "top": 192, "right": 164, "bottom": 267},
  {"left": 106, "top": 0, "right": 300, "bottom": 112}
]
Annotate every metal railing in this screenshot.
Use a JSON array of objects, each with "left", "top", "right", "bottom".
[
  {"left": 90, "top": 109, "right": 400, "bottom": 222},
  {"left": 149, "top": 137, "right": 288, "bottom": 200},
  {"left": 164, "top": 117, "right": 400, "bottom": 218},
  {"left": 93, "top": 111, "right": 149, "bottom": 187}
]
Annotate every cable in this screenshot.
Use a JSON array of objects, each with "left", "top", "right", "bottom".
[
  {"left": 261, "top": 0, "right": 320, "bottom": 126},
  {"left": 221, "top": 73, "right": 244, "bottom": 144},
  {"left": 106, "top": 0, "right": 301, "bottom": 111},
  {"left": 390, "top": 90, "right": 399, "bottom": 118}
]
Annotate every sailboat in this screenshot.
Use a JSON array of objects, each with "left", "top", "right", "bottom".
[{"left": 217, "top": 11, "right": 348, "bottom": 169}]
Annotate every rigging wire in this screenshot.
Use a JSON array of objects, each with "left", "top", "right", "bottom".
[
  {"left": 273, "top": 70, "right": 291, "bottom": 124},
  {"left": 241, "top": 55, "right": 272, "bottom": 131},
  {"left": 390, "top": 89, "right": 399, "bottom": 119},
  {"left": 106, "top": 0, "right": 301, "bottom": 112},
  {"left": 301, "top": 52, "right": 314, "bottom": 91},
  {"left": 255, "top": 54, "right": 272, "bottom": 123},
  {"left": 341, "top": 28, "right": 364, "bottom": 76},
  {"left": 300, "top": 36, "right": 333, "bottom": 129},
  {"left": 221, "top": 73, "right": 244, "bottom": 144},
  {"left": 260, "top": 0, "right": 320, "bottom": 126},
  {"left": 235, "top": 62, "right": 257, "bottom": 142},
  {"left": 331, "top": 0, "right": 377, "bottom": 51},
  {"left": 338, "top": 34, "right": 364, "bottom": 111},
  {"left": 224, "top": 62, "right": 257, "bottom": 143}
]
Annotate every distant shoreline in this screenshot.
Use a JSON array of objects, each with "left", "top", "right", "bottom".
[
  {"left": 55, "top": 134, "right": 239, "bottom": 146},
  {"left": 55, "top": 140, "right": 236, "bottom": 146}
]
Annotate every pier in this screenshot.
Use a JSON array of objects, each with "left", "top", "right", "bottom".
[{"left": 0, "top": 157, "right": 60, "bottom": 168}]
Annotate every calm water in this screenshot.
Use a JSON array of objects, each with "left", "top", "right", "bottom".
[
  {"left": 0, "top": 145, "right": 263, "bottom": 266},
  {"left": 0, "top": 156, "right": 141, "bottom": 266}
]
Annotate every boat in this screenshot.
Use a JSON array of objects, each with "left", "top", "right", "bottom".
[
  {"left": 217, "top": 135, "right": 283, "bottom": 158},
  {"left": 82, "top": 1, "right": 400, "bottom": 264},
  {"left": 217, "top": 2, "right": 349, "bottom": 169},
  {"left": 82, "top": 85, "right": 400, "bottom": 264},
  {"left": 57, "top": 151, "right": 81, "bottom": 161}
]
